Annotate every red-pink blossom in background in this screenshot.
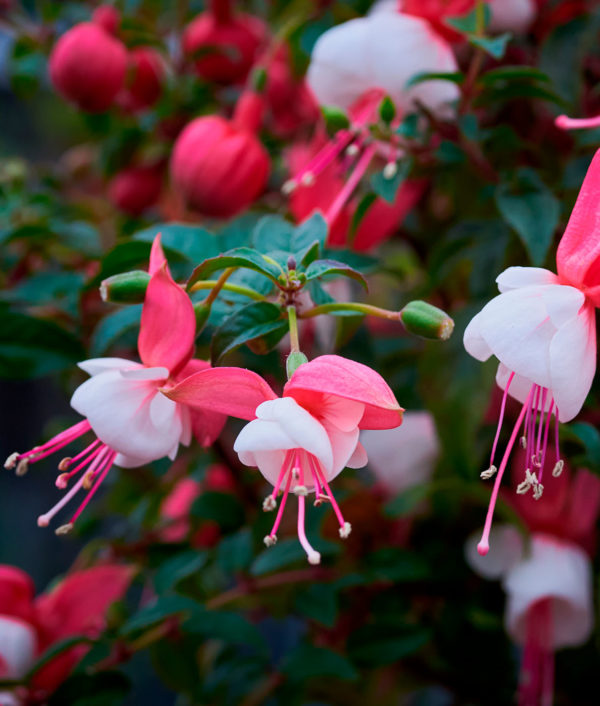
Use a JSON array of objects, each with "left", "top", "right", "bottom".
[
  {"left": 182, "top": 0, "right": 266, "bottom": 85},
  {"left": 49, "top": 21, "right": 127, "bottom": 113},
  {"left": 170, "top": 91, "right": 269, "bottom": 218},
  {"left": 4, "top": 235, "right": 226, "bottom": 531},
  {"left": 108, "top": 164, "right": 163, "bottom": 216},
  {"left": 0, "top": 564, "right": 132, "bottom": 703},
  {"left": 167, "top": 355, "right": 403, "bottom": 563},
  {"left": 464, "top": 149, "right": 600, "bottom": 556},
  {"left": 117, "top": 47, "right": 164, "bottom": 113}
]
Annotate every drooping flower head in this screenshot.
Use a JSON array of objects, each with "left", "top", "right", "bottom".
[
  {"left": 465, "top": 467, "right": 600, "bottom": 706},
  {"left": 166, "top": 355, "right": 403, "bottom": 563},
  {"left": 284, "top": 12, "right": 457, "bottom": 241},
  {"left": 464, "top": 150, "right": 600, "bottom": 556},
  {"left": 4, "top": 235, "right": 226, "bottom": 532}
]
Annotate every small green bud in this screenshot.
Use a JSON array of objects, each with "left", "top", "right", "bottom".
[
  {"left": 250, "top": 66, "right": 267, "bottom": 93},
  {"left": 321, "top": 105, "right": 350, "bottom": 135},
  {"left": 399, "top": 300, "right": 454, "bottom": 341},
  {"left": 193, "top": 302, "right": 211, "bottom": 334},
  {"left": 379, "top": 95, "right": 396, "bottom": 125},
  {"left": 286, "top": 351, "right": 308, "bottom": 379},
  {"left": 100, "top": 270, "right": 151, "bottom": 304}
]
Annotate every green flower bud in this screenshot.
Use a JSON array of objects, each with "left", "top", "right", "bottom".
[
  {"left": 286, "top": 350, "right": 308, "bottom": 379},
  {"left": 321, "top": 105, "right": 350, "bottom": 135},
  {"left": 399, "top": 300, "right": 454, "bottom": 341},
  {"left": 100, "top": 270, "right": 150, "bottom": 304},
  {"left": 379, "top": 95, "right": 396, "bottom": 125}
]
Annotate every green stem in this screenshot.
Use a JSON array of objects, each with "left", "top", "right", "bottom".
[
  {"left": 287, "top": 305, "right": 300, "bottom": 352},
  {"left": 300, "top": 302, "right": 401, "bottom": 321},
  {"left": 189, "top": 276, "right": 263, "bottom": 301},
  {"left": 202, "top": 267, "right": 235, "bottom": 306}
]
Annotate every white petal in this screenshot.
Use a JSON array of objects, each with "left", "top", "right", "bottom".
[
  {"left": 114, "top": 453, "right": 147, "bottom": 468},
  {"left": 78, "top": 357, "right": 142, "bottom": 376},
  {"left": 325, "top": 425, "right": 360, "bottom": 481},
  {"left": 489, "top": 0, "right": 535, "bottom": 34},
  {"left": 463, "top": 311, "right": 493, "bottom": 362},
  {"left": 464, "top": 525, "right": 524, "bottom": 580},
  {"left": 70, "top": 370, "right": 182, "bottom": 464},
  {"left": 347, "top": 441, "right": 368, "bottom": 469},
  {"left": 361, "top": 411, "right": 439, "bottom": 494},
  {"left": 496, "top": 364, "right": 535, "bottom": 407},
  {"left": 549, "top": 306, "right": 596, "bottom": 422},
  {"left": 540, "top": 285, "right": 585, "bottom": 328},
  {"left": 251, "top": 449, "right": 289, "bottom": 487},
  {"left": 120, "top": 366, "right": 169, "bottom": 381},
  {"left": 496, "top": 267, "right": 558, "bottom": 293},
  {"left": 503, "top": 534, "right": 594, "bottom": 648},
  {"left": 0, "top": 617, "right": 36, "bottom": 678},
  {"left": 478, "top": 287, "right": 556, "bottom": 388}
]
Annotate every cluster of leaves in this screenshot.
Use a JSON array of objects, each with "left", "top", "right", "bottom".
[{"left": 3, "top": 2, "right": 600, "bottom": 706}]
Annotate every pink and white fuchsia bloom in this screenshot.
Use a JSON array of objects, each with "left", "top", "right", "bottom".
[
  {"left": 3, "top": 235, "right": 232, "bottom": 533},
  {"left": 166, "top": 355, "right": 403, "bottom": 564},
  {"left": 464, "top": 149, "right": 600, "bottom": 557},
  {"left": 466, "top": 468, "right": 600, "bottom": 706}
]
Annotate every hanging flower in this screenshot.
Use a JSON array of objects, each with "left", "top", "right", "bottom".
[
  {"left": 165, "top": 355, "right": 403, "bottom": 563},
  {"left": 108, "top": 163, "right": 163, "bottom": 216},
  {"left": 0, "top": 564, "right": 132, "bottom": 703},
  {"left": 116, "top": 47, "right": 165, "bottom": 113},
  {"left": 465, "top": 467, "right": 600, "bottom": 706},
  {"left": 4, "top": 235, "right": 229, "bottom": 532},
  {"left": 463, "top": 150, "right": 600, "bottom": 556}
]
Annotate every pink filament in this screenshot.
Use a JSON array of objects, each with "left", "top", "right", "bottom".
[
  {"left": 535, "top": 388, "right": 548, "bottom": 465},
  {"left": 538, "top": 398, "right": 554, "bottom": 484},
  {"left": 309, "top": 456, "right": 346, "bottom": 529},
  {"left": 554, "top": 409, "right": 561, "bottom": 464},
  {"left": 58, "top": 443, "right": 107, "bottom": 486},
  {"left": 325, "top": 143, "right": 377, "bottom": 226},
  {"left": 24, "top": 420, "right": 92, "bottom": 464},
  {"left": 555, "top": 114, "right": 600, "bottom": 130},
  {"left": 69, "top": 450, "right": 116, "bottom": 525},
  {"left": 295, "top": 130, "right": 354, "bottom": 182},
  {"left": 60, "top": 439, "right": 101, "bottom": 469},
  {"left": 296, "top": 453, "right": 320, "bottom": 562},
  {"left": 270, "top": 450, "right": 294, "bottom": 501},
  {"left": 269, "top": 459, "right": 293, "bottom": 538},
  {"left": 477, "top": 386, "right": 534, "bottom": 556},
  {"left": 489, "top": 372, "right": 515, "bottom": 468}
]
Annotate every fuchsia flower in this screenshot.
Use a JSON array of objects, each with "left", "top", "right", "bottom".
[
  {"left": 166, "top": 355, "right": 403, "bottom": 564},
  {"left": 464, "top": 150, "right": 600, "bottom": 556},
  {"left": 0, "top": 564, "right": 132, "bottom": 702},
  {"left": 4, "top": 235, "right": 228, "bottom": 532},
  {"left": 465, "top": 466, "right": 600, "bottom": 706},
  {"left": 108, "top": 164, "right": 163, "bottom": 215}
]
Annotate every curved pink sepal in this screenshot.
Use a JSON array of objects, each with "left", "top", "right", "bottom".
[
  {"left": 176, "top": 359, "right": 227, "bottom": 445},
  {"left": 284, "top": 355, "right": 403, "bottom": 429},
  {"left": 163, "top": 367, "right": 277, "bottom": 420},
  {"left": 557, "top": 149, "right": 600, "bottom": 302},
  {"left": 138, "top": 264, "right": 195, "bottom": 375},
  {"left": 149, "top": 233, "right": 170, "bottom": 277}
]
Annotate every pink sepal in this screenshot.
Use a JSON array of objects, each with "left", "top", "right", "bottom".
[{"left": 148, "top": 233, "right": 170, "bottom": 276}]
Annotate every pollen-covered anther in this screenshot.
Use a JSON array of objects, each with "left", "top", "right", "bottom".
[
  {"left": 301, "top": 172, "right": 315, "bottom": 186},
  {"left": 16, "top": 458, "right": 29, "bottom": 476},
  {"left": 383, "top": 162, "right": 397, "bottom": 179},
  {"left": 56, "top": 473, "right": 69, "bottom": 489},
  {"left": 552, "top": 459, "right": 564, "bottom": 477},
  {"left": 263, "top": 534, "right": 277, "bottom": 547},
  {"left": 314, "top": 496, "right": 329, "bottom": 507},
  {"left": 345, "top": 143, "right": 360, "bottom": 157},
  {"left": 55, "top": 523, "right": 74, "bottom": 536},
  {"left": 516, "top": 469, "right": 537, "bottom": 495},
  {"left": 533, "top": 482, "right": 544, "bottom": 500},
  {"left": 82, "top": 470, "right": 95, "bottom": 490},
  {"left": 293, "top": 484, "right": 308, "bottom": 497},
  {"left": 58, "top": 457, "right": 72, "bottom": 471},
  {"left": 262, "top": 495, "right": 277, "bottom": 512},
  {"left": 4, "top": 452, "right": 19, "bottom": 470},
  {"left": 339, "top": 522, "right": 352, "bottom": 539},
  {"left": 531, "top": 451, "right": 542, "bottom": 468},
  {"left": 520, "top": 436, "right": 527, "bottom": 449},
  {"left": 281, "top": 179, "right": 296, "bottom": 195},
  {"left": 480, "top": 465, "right": 497, "bottom": 480}
]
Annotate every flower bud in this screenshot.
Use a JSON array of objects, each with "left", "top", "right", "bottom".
[
  {"left": 182, "top": 3, "right": 266, "bottom": 85},
  {"left": 100, "top": 270, "right": 151, "bottom": 303},
  {"left": 170, "top": 114, "right": 269, "bottom": 218},
  {"left": 286, "top": 351, "right": 308, "bottom": 379},
  {"left": 399, "top": 300, "right": 454, "bottom": 341},
  {"left": 117, "top": 47, "right": 164, "bottom": 113},
  {"left": 49, "top": 23, "right": 127, "bottom": 112},
  {"left": 108, "top": 165, "right": 163, "bottom": 216},
  {"left": 92, "top": 5, "right": 120, "bottom": 35}
]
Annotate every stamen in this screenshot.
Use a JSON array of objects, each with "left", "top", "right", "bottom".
[
  {"left": 55, "top": 523, "right": 74, "bottom": 536},
  {"left": 339, "top": 521, "right": 352, "bottom": 539},
  {"left": 383, "top": 161, "right": 397, "bottom": 179},
  {"left": 58, "top": 439, "right": 101, "bottom": 472},
  {"left": 301, "top": 172, "right": 315, "bottom": 186},
  {"left": 16, "top": 458, "right": 29, "bottom": 476},
  {"left": 489, "top": 372, "right": 514, "bottom": 469},
  {"left": 478, "top": 386, "right": 534, "bottom": 556},
  {"left": 55, "top": 443, "right": 106, "bottom": 488},
  {"left": 537, "top": 398, "right": 554, "bottom": 483},
  {"left": 281, "top": 179, "right": 296, "bottom": 195},
  {"left": 552, "top": 459, "right": 564, "bottom": 477},
  {"left": 309, "top": 456, "right": 348, "bottom": 532},
  {"left": 555, "top": 114, "right": 600, "bottom": 130},
  {"left": 296, "top": 456, "right": 320, "bottom": 565},
  {"left": 325, "top": 143, "right": 377, "bottom": 227},
  {"left": 293, "top": 485, "right": 308, "bottom": 496},
  {"left": 38, "top": 474, "right": 87, "bottom": 527},
  {"left": 267, "top": 459, "right": 294, "bottom": 542},
  {"left": 480, "top": 465, "right": 497, "bottom": 480},
  {"left": 4, "top": 452, "right": 19, "bottom": 470},
  {"left": 263, "top": 534, "right": 277, "bottom": 547},
  {"left": 554, "top": 407, "right": 561, "bottom": 466},
  {"left": 68, "top": 451, "right": 116, "bottom": 525},
  {"left": 292, "top": 130, "right": 354, "bottom": 185},
  {"left": 262, "top": 495, "right": 277, "bottom": 511}
]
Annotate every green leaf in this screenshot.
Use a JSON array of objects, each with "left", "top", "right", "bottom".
[
  {"left": 187, "top": 248, "right": 282, "bottom": 290},
  {"left": 252, "top": 214, "right": 295, "bottom": 253},
  {"left": 495, "top": 168, "right": 560, "bottom": 265},
  {"left": 406, "top": 71, "right": 464, "bottom": 88},
  {"left": 564, "top": 422, "right": 600, "bottom": 471},
  {"left": 348, "top": 627, "right": 430, "bottom": 666},
  {"left": 370, "top": 159, "right": 412, "bottom": 204},
  {"left": 304, "top": 259, "right": 368, "bottom": 290},
  {"left": 480, "top": 66, "right": 552, "bottom": 85},
  {"left": 210, "top": 301, "right": 286, "bottom": 363},
  {"left": 183, "top": 609, "right": 266, "bottom": 651},
  {"left": 90, "top": 305, "right": 142, "bottom": 356},
  {"left": 0, "top": 310, "right": 85, "bottom": 378},
  {"left": 282, "top": 645, "right": 358, "bottom": 682},
  {"left": 292, "top": 212, "right": 328, "bottom": 263},
  {"left": 55, "top": 221, "right": 102, "bottom": 256},
  {"left": 366, "top": 548, "right": 429, "bottom": 582},
  {"left": 119, "top": 595, "right": 200, "bottom": 636},
  {"left": 216, "top": 529, "right": 253, "bottom": 573},
  {"left": 154, "top": 551, "right": 208, "bottom": 594},
  {"left": 133, "top": 222, "right": 220, "bottom": 264},
  {"left": 250, "top": 537, "right": 340, "bottom": 576},
  {"left": 1, "top": 271, "right": 85, "bottom": 318},
  {"left": 191, "top": 491, "right": 245, "bottom": 532},
  {"left": 469, "top": 33, "right": 512, "bottom": 60},
  {"left": 92, "top": 241, "right": 151, "bottom": 285},
  {"left": 47, "top": 672, "right": 131, "bottom": 706},
  {"left": 294, "top": 583, "right": 338, "bottom": 627}
]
